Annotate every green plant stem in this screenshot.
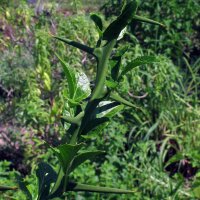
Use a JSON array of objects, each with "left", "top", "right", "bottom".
[
  {"left": 70, "top": 40, "right": 116, "bottom": 144},
  {"left": 91, "top": 40, "right": 116, "bottom": 100}
]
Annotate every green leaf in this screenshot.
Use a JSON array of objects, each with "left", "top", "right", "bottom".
[
  {"left": 111, "top": 57, "right": 121, "bottom": 81},
  {"left": 82, "top": 117, "right": 109, "bottom": 135},
  {"left": 49, "top": 168, "right": 64, "bottom": 198},
  {"left": 192, "top": 181, "right": 200, "bottom": 198},
  {"left": 120, "top": 56, "right": 158, "bottom": 77},
  {"left": 103, "top": 1, "right": 138, "bottom": 41},
  {"left": 91, "top": 14, "right": 103, "bottom": 31},
  {"left": 54, "top": 36, "right": 94, "bottom": 56},
  {"left": 96, "top": 101, "right": 123, "bottom": 118},
  {"left": 66, "top": 182, "right": 135, "bottom": 194},
  {"left": 73, "top": 71, "right": 91, "bottom": 102},
  {"left": 110, "top": 92, "right": 138, "bottom": 109},
  {"left": 55, "top": 53, "right": 76, "bottom": 99},
  {"left": 105, "top": 104, "right": 124, "bottom": 118},
  {"left": 70, "top": 151, "right": 105, "bottom": 173},
  {"left": 36, "top": 162, "right": 57, "bottom": 200},
  {"left": 164, "top": 153, "right": 184, "bottom": 168},
  {"left": 50, "top": 143, "right": 84, "bottom": 173},
  {"left": 106, "top": 79, "right": 118, "bottom": 88},
  {"left": 0, "top": 185, "right": 18, "bottom": 192},
  {"left": 133, "top": 15, "right": 165, "bottom": 27},
  {"left": 16, "top": 175, "right": 32, "bottom": 200},
  {"left": 90, "top": 13, "right": 103, "bottom": 37}
]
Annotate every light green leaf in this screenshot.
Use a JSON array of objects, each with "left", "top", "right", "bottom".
[
  {"left": 66, "top": 182, "right": 135, "bottom": 194},
  {"left": 110, "top": 92, "right": 138, "bottom": 109},
  {"left": 96, "top": 101, "right": 123, "bottom": 118},
  {"left": 55, "top": 53, "right": 76, "bottom": 99},
  {"left": 133, "top": 15, "right": 165, "bottom": 27},
  {"left": 73, "top": 71, "right": 91, "bottom": 102}
]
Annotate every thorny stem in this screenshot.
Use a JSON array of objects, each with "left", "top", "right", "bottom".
[{"left": 70, "top": 40, "right": 116, "bottom": 144}]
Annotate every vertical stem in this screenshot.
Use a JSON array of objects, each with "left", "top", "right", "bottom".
[
  {"left": 91, "top": 40, "right": 116, "bottom": 100},
  {"left": 70, "top": 40, "right": 116, "bottom": 145}
]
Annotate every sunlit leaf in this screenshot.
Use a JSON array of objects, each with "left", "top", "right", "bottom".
[{"left": 55, "top": 53, "right": 76, "bottom": 99}]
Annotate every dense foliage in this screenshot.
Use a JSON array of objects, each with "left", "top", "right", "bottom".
[{"left": 0, "top": 0, "right": 199, "bottom": 199}]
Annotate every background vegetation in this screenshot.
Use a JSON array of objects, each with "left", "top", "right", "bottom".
[{"left": 0, "top": 0, "right": 199, "bottom": 199}]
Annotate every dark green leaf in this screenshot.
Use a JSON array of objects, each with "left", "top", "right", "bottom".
[
  {"left": 36, "top": 162, "right": 57, "bottom": 200},
  {"left": 111, "top": 57, "right": 121, "bottom": 81},
  {"left": 16, "top": 175, "right": 32, "bottom": 200},
  {"left": 82, "top": 117, "right": 109, "bottom": 135},
  {"left": 54, "top": 36, "right": 94, "bottom": 56},
  {"left": 50, "top": 143, "right": 84, "bottom": 173},
  {"left": 103, "top": 1, "right": 138, "bottom": 41},
  {"left": 70, "top": 151, "right": 105, "bottom": 173},
  {"left": 165, "top": 153, "right": 184, "bottom": 168},
  {"left": 90, "top": 13, "right": 103, "bottom": 31}
]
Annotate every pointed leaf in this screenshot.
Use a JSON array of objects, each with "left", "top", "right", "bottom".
[
  {"left": 120, "top": 56, "right": 158, "bottom": 77},
  {"left": 90, "top": 13, "right": 103, "bottom": 36},
  {"left": 36, "top": 162, "right": 57, "bottom": 200},
  {"left": 49, "top": 168, "right": 64, "bottom": 198},
  {"left": 133, "top": 15, "right": 165, "bottom": 27},
  {"left": 96, "top": 101, "right": 120, "bottom": 116},
  {"left": 105, "top": 104, "right": 124, "bottom": 118},
  {"left": 82, "top": 117, "right": 109, "bottom": 135},
  {"left": 111, "top": 57, "right": 121, "bottom": 81},
  {"left": 55, "top": 53, "right": 76, "bottom": 99},
  {"left": 103, "top": 1, "right": 137, "bottom": 41},
  {"left": 54, "top": 36, "right": 94, "bottom": 55},
  {"left": 66, "top": 182, "right": 135, "bottom": 194},
  {"left": 50, "top": 143, "right": 84, "bottom": 173},
  {"left": 70, "top": 151, "right": 105, "bottom": 173},
  {"left": 110, "top": 92, "right": 138, "bottom": 109}
]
